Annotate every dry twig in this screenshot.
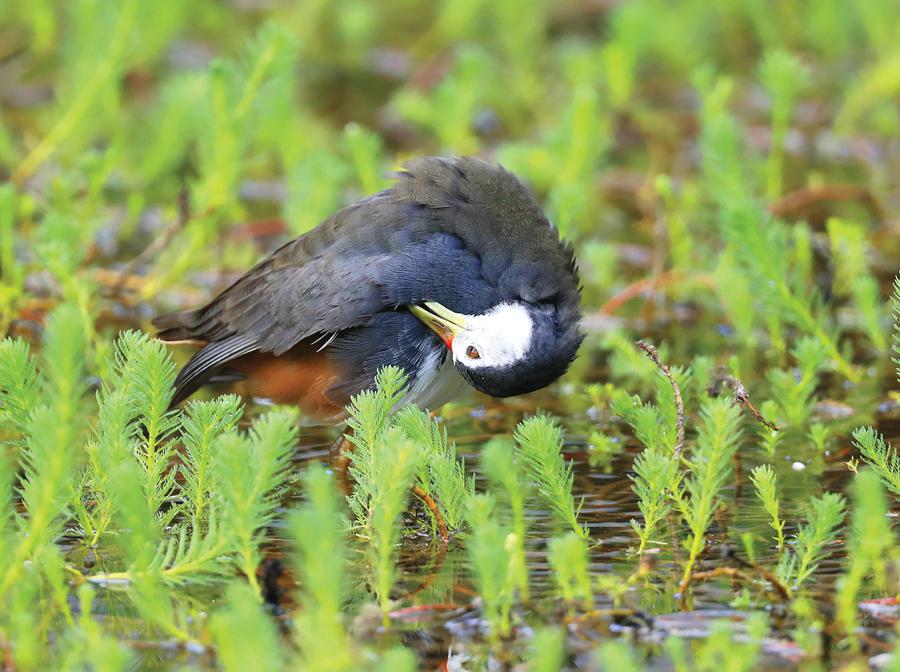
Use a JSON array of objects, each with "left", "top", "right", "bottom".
[
  {"left": 411, "top": 484, "right": 449, "bottom": 547},
  {"left": 683, "top": 566, "right": 790, "bottom": 602},
  {"left": 710, "top": 373, "right": 780, "bottom": 432},
  {"left": 635, "top": 340, "right": 685, "bottom": 458}
]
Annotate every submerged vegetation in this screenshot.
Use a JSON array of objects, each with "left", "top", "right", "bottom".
[{"left": 1, "top": 0, "right": 898, "bottom": 669}]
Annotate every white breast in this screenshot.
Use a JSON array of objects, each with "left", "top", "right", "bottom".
[{"left": 404, "top": 349, "right": 469, "bottom": 411}]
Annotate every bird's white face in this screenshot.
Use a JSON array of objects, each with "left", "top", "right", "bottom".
[
  {"left": 449, "top": 302, "right": 534, "bottom": 369},
  {"left": 409, "top": 298, "right": 580, "bottom": 398}
]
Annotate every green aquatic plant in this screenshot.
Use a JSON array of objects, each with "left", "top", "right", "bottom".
[
  {"left": 759, "top": 49, "right": 808, "bottom": 200},
  {"left": 528, "top": 628, "right": 566, "bottom": 672},
  {"left": 11, "top": 0, "right": 141, "bottom": 186},
  {"left": 0, "top": 322, "right": 298, "bottom": 598},
  {"left": 395, "top": 404, "right": 472, "bottom": 532},
  {"left": 749, "top": 464, "right": 785, "bottom": 553},
  {"left": 827, "top": 219, "right": 889, "bottom": 351},
  {"left": 0, "top": 336, "right": 40, "bottom": 437},
  {"left": 630, "top": 448, "right": 680, "bottom": 554},
  {"left": 215, "top": 411, "right": 297, "bottom": 592},
  {"left": 480, "top": 437, "right": 530, "bottom": 600},
  {"left": 676, "top": 397, "right": 743, "bottom": 589},
  {"left": 697, "top": 75, "right": 857, "bottom": 381},
  {"left": 0, "top": 305, "right": 86, "bottom": 595},
  {"left": 514, "top": 415, "right": 586, "bottom": 538},
  {"left": 854, "top": 427, "right": 900, "bottom": 496},
  {"left": 345, "top": 366, "right": 473, "bottom": 619},
  {"left": 346, "top": 369, "right": 420, "bottom": 621},
  {"left": 349, "top": 424, "right": 418, "bottom": 621},
  {"left": 210, "top": 582, "right": 286, "bottom": 672},
  {"left": 609, "top": 352, "right": 689, "bottom": 456},
  {"left": 766, "top": 337, "right": 829, "bottom": 429},
  {"left": 290, "top": 463, "right": 356, "bottom": 671},
  {"left": 853, "top": 276, "right": 900, "bottom": 494},
  {"left": 836, "top": 468, "right": 893, "bottom": 644},
  {"left": 147, "top": 23, "right": 299, "bottom": 293},
  {"left": 0, "top": 0, "right": 898, "bottom": 666},
  {"left": 115, "top": 330, "right": 180, "bottom": 525},
  {"left": 611, "top": 390, "right": 671, "bottom": 453},
  {"left": 548, "top": 533, "right": 593, "bottom": 610},
  {"left": 179, "top": 395, "right": 243, "bottom": 522},
  {"left": 777, "top": 492, "right": 845, "bottom": 589},
  {"left": 465, "top": 492, "right": 516, "bottom": 642},
  {"left": 808, "top": 422, "right": 831, "bottom": 453}
]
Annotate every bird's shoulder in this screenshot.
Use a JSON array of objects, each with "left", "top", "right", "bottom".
[{"left": 392, "top": 157, "right": 580, "bottom": 305}]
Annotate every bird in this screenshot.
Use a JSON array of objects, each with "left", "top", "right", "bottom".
[{"left": 153, "top": 156, "right": 583, "bottom": 423}]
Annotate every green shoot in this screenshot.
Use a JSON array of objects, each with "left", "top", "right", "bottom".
[
  {"left": 210, "top": 582, "right": 285, "bottom": 672},
  {"left": 759, "top": 49, "right": 807, "bottom": 200},
  {"left": 749, "top": 464, "right": 785, "bottom": 553},
  {"left": 215, "top": 410, "right": 297, "bottom": 595},
  {"left": 114, "top": 330, "right": 180, "bottom": 524},
  {"left": 480, "top": 438, "right": 529, "bottom": 601},
  {"left": 778, "top": 493, "right": 845, "bottom": 589},
  {"left": 852, "top": 276, "right": 900, "bottom": 495},
  {"left": 465, "top": 493, "right": 515, "bottom": 642},
  {"left": 1, "top": 305, "right": 87, "bottom": 595},
  {"left": 852, "top": 427, "right": 900, "bottom": 495},
  {"left": 548, "top": 533, "right": 593, "bottom": 610},
  {"left": 395, "top": 405, "right": 471, "bottom": 531},
  {"left": 290, "top": 463, "right": 356, "bottom": 671},
  {"left": 676, "top": 397, "right": 743, "bottom": 588},
  {"left": 528, "top": 628, "right": 566, "bottom": 672},
  {"left": 360, "top": 426, "right": 418, "bottom": 622},
  {"left": 346, "top": 371, "right": 420, "bottom": 619},
  {"left": 836, "top": 469, "right": 892, "bottom": 642},
  {"left": 514, "top": 415, "right": 586, "bottom": 538},
  {"left": 808, "top": 422, "right": 830, "bottom": 453},
  {"left": 180, "top": 395, "right": 243, "bottom": 522},
  {"left": 827, "top": 219, "right": 888, "bottom": 351},
  {"left": 0, "top": 338, "right": 40, "bottom": 435},
  {"left": 630, "top": 449, "right": 680, "bottom": 554},
  {"left": 766, "top": 337, "right": 828, "bottom": 429}
]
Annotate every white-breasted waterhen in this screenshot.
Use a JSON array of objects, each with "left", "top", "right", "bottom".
[{"left": 154, "top": 156, "right": 583, "bottom": 421}]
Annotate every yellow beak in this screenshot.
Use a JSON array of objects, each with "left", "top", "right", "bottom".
[{"left": 409, "top": 301, "right": 468, "bottom": 347}]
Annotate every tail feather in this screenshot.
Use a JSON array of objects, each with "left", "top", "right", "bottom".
[
  {"left": 168, "top": 334, "right": 259, "bottom": 408},
  {"left": 154, "top": 310, "right": 259, "bottom": 408}
]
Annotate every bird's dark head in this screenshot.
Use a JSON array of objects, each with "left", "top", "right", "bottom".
[{"left": 410, "top": 300, "right": 582, "bottom": 398}]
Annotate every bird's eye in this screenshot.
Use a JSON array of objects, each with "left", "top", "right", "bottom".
[{"left": 466, "top": 345, "right": 480, "bottom": 360}]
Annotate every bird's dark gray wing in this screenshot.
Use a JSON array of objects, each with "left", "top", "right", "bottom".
[
  {"left": 155, "top": 198, "right": 403, "bottom": 353},
  {"left": 154, "top": 156, "right": 580, "bottom": 405}
]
